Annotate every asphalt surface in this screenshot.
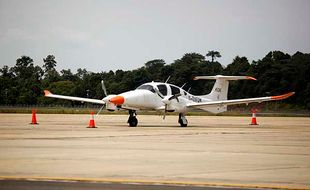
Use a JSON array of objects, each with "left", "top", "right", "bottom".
[
  {"left": 0, "top": 180, "right": 268, "bottom": 190},
  {"left": 0, "top": 114, "right": 310, "bottom": 190}
]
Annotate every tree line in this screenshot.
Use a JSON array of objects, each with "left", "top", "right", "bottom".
[{"left": 0, "top": 51, "right": 309, "bottom": 109}]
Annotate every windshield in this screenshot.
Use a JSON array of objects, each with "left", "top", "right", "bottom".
[{"left": 136, "top": 84, "right": 155, "bottom": 93}]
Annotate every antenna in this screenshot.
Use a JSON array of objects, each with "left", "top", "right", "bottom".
[
  {"left": 165, "top": 76, "right": 171, "bottom": 83},
  {"left": 181, "top": 83, "right": 187, "bottom": 89},
  {"left": 187, "top": 87, "right": 191, "bottom": 93}
]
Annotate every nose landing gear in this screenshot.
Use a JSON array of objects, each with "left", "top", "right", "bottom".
[{"left": 128, "top": 110, "right": 138, "bottom": 127}]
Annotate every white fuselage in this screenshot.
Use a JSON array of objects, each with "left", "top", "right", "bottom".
[{"left": 116, "top": 82, "right": 210, "bottom": 113}]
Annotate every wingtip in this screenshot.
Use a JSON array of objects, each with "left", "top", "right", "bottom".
[
  {"left": 271, "top": 92, "right": 295, "bottom": 100},
  {"left": 44, "top": 90, "right": 52, "bottom": 96},
  {"left": 246, "top": 76, "right": 257, "bottom": 81}
]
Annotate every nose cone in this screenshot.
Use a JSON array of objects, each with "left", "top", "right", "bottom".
[{"left": 109, "top": 95, "right": 125, "bottom": 105}]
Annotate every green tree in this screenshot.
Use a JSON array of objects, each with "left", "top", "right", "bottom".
[
  {"left": 60, "top": 69, "right": 78, "bottom": 81},
  {"left": 43, "top": 55, "right": 57, "bottom": 72},
  {"left": 10, "top": 56, "right": 43, "bottom": 104},
  {"left": 144, "top": 59, "right": 165, "bottom": 81},
  {"left": 0, "top": 66, "right": 15, "bottom": 104},
  {"left": 43, "top": 55, "right": 60, "bottom": 84},
  {"left": 206, "top": 50, "right": 221, "bottom": 62},
  {"left": 224, "top": 56, "right": 250, "bottom": 75}
]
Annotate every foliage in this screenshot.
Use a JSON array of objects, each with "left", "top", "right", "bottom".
[
  {"left": 0, "top": 51, "right": 309, "bottom": 109},
  {"left": 206, "top": 50, "right": 221, "bottom": 62}
]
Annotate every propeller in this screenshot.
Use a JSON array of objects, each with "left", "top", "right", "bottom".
[
  {"left": 161, "top": 93, "right": 181, "bottom": 120},
  {"left": 163, "top": 104, "right": 168, "bottom": 120},
  {"left": 169, "top": 93, "right": 181, "bottom": 102},
  {"left": 97, "top": 80, "right": 108, "bottom": 116},
  {"left": 96, "top": 104, "right": 106, "bottom": 116},
  {"left": 154, "top": 86, "right": 182, "bottom": 119},
  {"left": 154, "top": 87, "right": 164, "bottom": 99},
  {"left": 101, "top": 80, "right": 107, "bottom": 97}
]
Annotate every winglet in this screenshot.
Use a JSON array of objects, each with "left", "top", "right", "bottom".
[
  {"left": 246, "top": 76, "right": 257, "bottom": 81},
  {"left": 271, "top": 92, "right": 295, "bottom": 100},
  {"left": 44, "top": 90, "right": 52, "bottom": 96}
]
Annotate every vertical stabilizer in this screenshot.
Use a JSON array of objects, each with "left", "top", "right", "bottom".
[
  {"left": 193, "top": 75, "right": 256, "bottom": 113},
  {"left": 193, "top": 75, "right": 256, "bottom": 101}
]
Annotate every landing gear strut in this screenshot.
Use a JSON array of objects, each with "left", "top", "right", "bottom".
[
  {"left": 128, "top": 110, "right": 138, "bottom": 127},
  {"left": 178, "top": 113, "right": 188, "bottom": 127}
]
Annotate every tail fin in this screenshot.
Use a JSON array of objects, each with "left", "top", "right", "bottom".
[{"left": 193, "top": 75, "right": 256, "bottom": 101}]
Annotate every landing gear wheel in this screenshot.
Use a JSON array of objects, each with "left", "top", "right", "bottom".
[
  {"left": 178, "top": 113, "right": 188, "bottom": 127},
  {"left": 128, "top": 110, "right": 138, "bottom": 127},
  {"left": 128, "top": 116, "right": 138, "bottom": 127}
]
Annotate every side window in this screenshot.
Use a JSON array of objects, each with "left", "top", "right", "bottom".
[
  {"left": 157, "top": 84, "right": 167, "bottom": 96},
  {"left": 170, "top": 85, "right": 180, "bottom": 95}
]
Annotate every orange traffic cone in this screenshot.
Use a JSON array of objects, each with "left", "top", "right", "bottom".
[
  {"left": 250, "top": 108, "right": 258, "bottom": 125},
  {"left": 87, "top": 111, "right": 96, "bottom": 128},
  {"left": 30, "top": 109, "right": 38, "bottom": 125}
]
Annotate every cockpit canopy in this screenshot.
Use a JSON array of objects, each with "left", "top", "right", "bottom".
[
  {"left": 136, "top": 83, "right": 185, "bottom": 96},
  {"left": 136, "top": 84, "right": 155, "bottom": 93}
]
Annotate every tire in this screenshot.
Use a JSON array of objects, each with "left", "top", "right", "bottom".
[
  {"left": 129, "top": 117, "right": 138, "bottom": 127},
  {"left": 180, "top": 122, "right": 187, "bottom": 127},
  {"left": 179, "top": 118, "right": 188, "bottom": 127}
]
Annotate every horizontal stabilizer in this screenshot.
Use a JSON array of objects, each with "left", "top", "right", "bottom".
[{"left": 193, "top": 75, "right": 256, "bottom": 81}]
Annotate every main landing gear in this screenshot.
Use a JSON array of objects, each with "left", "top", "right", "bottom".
[
  {"left": 128, "top": 110, "right": 138, "bottom": 127},
  {"left": 178, "top": 113, "right": 188, "bottom": 127},
  {"left": 127, "top": 111, "right": 187, "bottom": 127}
]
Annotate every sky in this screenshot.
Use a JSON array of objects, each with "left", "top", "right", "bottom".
[{"left": 0, "top": 0, "right": 309, "bottom": 73}]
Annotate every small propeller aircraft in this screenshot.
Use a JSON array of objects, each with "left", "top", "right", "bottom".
[{"left": 44, "top": 75, "right": 294, "bottom": 127}]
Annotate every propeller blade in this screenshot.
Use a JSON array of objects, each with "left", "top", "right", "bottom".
[
  {"left": 96, "top": 104, "right": 106, "bottom": 116},
  {"left": 163, "top": 104, "right": 167, "bottom": 120},
  {"left": 101, "top": 80, "right": 107, "bottom": 97},
  {"left": 168, "top": 93, "right": 181, "bottom": 102},
  {"left": 154, "top": 87, "right": 164, "bottom": 99}
]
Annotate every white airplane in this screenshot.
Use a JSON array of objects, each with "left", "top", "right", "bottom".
[{"left": 44, "top": 75, "right": 294, "bottom": 127}]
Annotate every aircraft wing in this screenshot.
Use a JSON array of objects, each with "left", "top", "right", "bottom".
[
  {"left": 187, "top": 92, "right": 295, "bottom": 108},
  {"left": 44, "top": 90, "right": 105, "bottom": 105}
]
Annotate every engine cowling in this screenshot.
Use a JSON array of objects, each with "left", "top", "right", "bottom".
[{"left": 106, "top": 102, "right": 117, "bottom": 111}]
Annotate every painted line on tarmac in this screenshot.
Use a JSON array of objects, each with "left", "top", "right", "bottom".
[{"left": 0, "top": 176, "right": 307, "bottom": 190}]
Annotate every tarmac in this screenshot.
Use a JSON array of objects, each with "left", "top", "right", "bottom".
[{"left": 0, "top": 113, "right": 309, "bottom": 189}]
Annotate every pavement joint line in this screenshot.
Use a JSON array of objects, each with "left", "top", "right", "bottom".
[{"left": 0, "top": 176, "right": 308, "bottom": 190}]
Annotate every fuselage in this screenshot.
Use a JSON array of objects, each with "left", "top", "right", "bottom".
[{"left": 115, "top": 82, "right": 211, "bottom": 112}]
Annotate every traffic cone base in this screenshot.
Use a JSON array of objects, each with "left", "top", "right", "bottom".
[
  {"left": 250, "top": 117, "right": 258, "bottom": 125},
  {"left": 87, "top": 120, "right": 96, "bottom": 128},
  {"left": 30, "top": 109, "right": 38, "bottom": 125}
]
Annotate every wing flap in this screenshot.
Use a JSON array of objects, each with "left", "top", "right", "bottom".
[
  {"left": 187, "top": 92, "right": 295, "bottom": 108},
  {"left": 44, "top": 90, "right": 105, "bottom": 105}
]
